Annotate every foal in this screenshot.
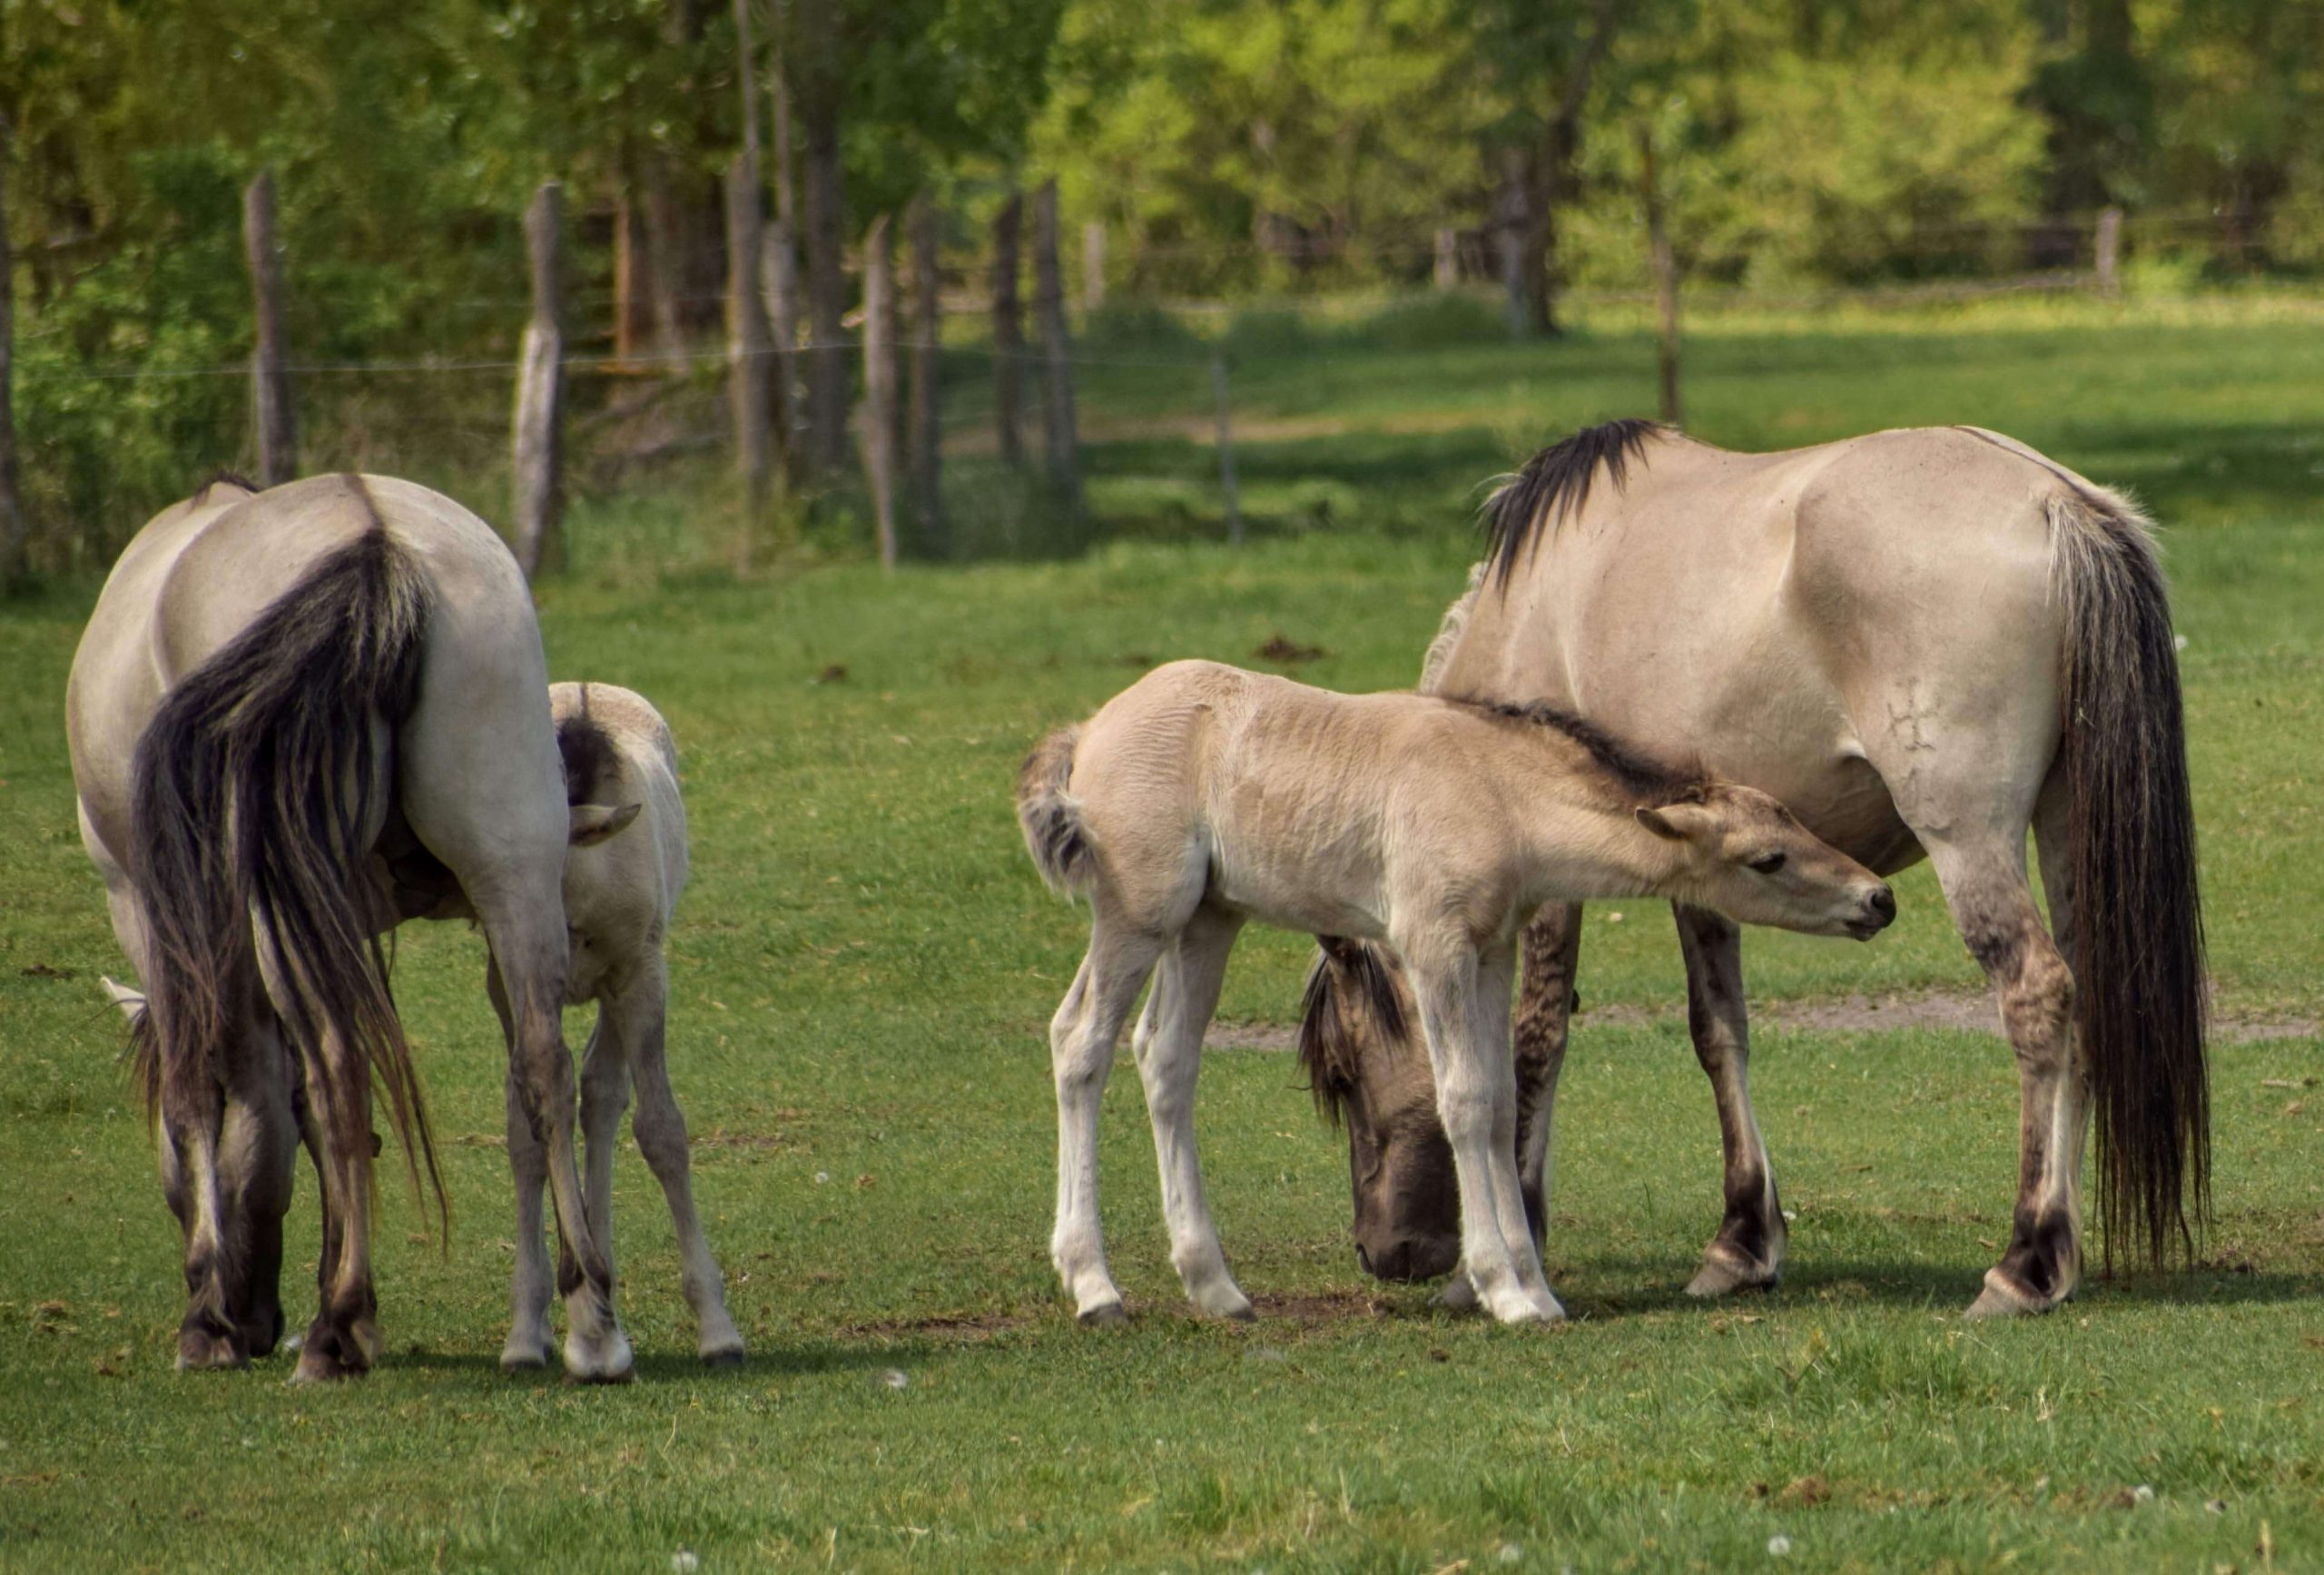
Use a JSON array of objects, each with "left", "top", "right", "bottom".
[{"left": 1018, "top": 659, "right": 1896, "bottom": 1327}]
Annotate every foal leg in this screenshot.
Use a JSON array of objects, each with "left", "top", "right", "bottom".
[
  {"left": 577, "top": 1013, "right": 634, "bottom": 1311},
  {"left": 1051, "top": 917, "right": 1167, "bottom": 1324},
  {"left": 1673, "top": 906, "right": 1787, "bottom": 1296},
  {"left": 1130, "top": 907, "right": 1252, "bottom": 1320},
  {"left": 614, "top": 961, "right": 744, "bottom": 1365},
  {"left": 487, "top": 960, "right": 555, "bottom": 1370},
  {"left": 1404, "top": 937, "right": 1561, "bottom": 1324}
]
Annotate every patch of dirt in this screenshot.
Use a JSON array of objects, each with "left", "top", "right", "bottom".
[
  {"left": 1247, "top": 1289, "right": 1395, "bottom": 1325},
  {"left": 1253, "top": 634, "right": 1328, "bottom": 664},
  {"left": 837, "top": 1309, "right": 1030, "bottom": 1344},
  {"left": 1206, "top": 989, "right": 2318, "bottom": 1048}
]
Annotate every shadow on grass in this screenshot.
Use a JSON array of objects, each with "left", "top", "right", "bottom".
[{"left": 374, "top": 1341, "right": 920, "bottom": 1383}]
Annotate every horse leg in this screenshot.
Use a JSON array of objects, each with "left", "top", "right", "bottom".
[
  {"left": 1404, "top": 937, "right": 1560, "bottom": 1324},
  {"left": 1923, "top": 830, "right": 2082, "bottom": 1317},
  {"left": 1513, "top": 904, "right": 1583, "bottom": 1250},
  {"left": 577, "top": 1011, "right": 633, "bottom": 1316},
  {"left": 1130, "top": 906, "right": 1252, "bottom": 1320},
  {"left": 215, "top": 1000, "right": 299, "bottom": 1359},
  {"left": 1672, "top": 906, "right": 1787, "bottom": 1296},
  {"left": 487, "top": 959, "right": 555, "bottom": 1370},
  {"left": 1051, "top": 916, "right": 1166, "bottom": 1324},
  {"left": 616, "top": 960, "right": 744, "bottom": 1366}
]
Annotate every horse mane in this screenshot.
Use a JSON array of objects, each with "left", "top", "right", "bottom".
[
  {"left": 1296, "top": 938, "right": 1409, "bottom": 1128},
  {"left": 1445, "top": 695, "right": 1708, "bottom": 807},
  {"left": 1484, "top": 418, "right": 1669, "bottom": 588},
  {"left": 556, "top": 684, "right": 622, "bottom": 805},
  {"left": 191, "top": 469, "right": 261, "bottom": 507},
  {"left": 1417, "top": 562, "right": 1488, "bottom": 693}
]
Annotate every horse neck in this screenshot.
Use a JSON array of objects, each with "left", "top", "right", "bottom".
[{"left": 1482, "top": 737, "right": 1689, "bottom": 903}]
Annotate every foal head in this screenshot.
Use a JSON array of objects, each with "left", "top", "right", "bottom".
[
  {"left": 1297, "top": 939, "right": 1461, "bottom": 1283},
  {"left": 1637, "top": 783, "right": 1896, "bottom": 941}
]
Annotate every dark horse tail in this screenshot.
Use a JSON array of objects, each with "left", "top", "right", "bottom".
[
  {"left": 130, "top": 506, "right": 444, "bottom": 1228},
  {"left": 2052, "top": 487, "right": 2209, "bottom": 1269}
]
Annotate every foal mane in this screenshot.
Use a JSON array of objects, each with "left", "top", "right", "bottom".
[
  {"left": 1446, "top": 695, "right": 1708, "bottom": 807},
  {"left": 556, "top": 684, "right": 623, "bottom": 805},
  {"left": 1296, "top": 939, "right": 1411, "bottom": 1127},
  {"left": 1484, "top": 418, "right": 1668, "bottom": 588}
]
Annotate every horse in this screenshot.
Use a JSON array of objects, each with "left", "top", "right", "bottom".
[
  {"left": 1301, "top": 420, "right": 2207, "bottom": 1317},
  {"left": 68, "top": 473, "right": 631, "bottom": 1381},
  {"left": 97, "top": 676, "right": 745, "bottom": 1373},
  {"left": 1018, "top": 657, "right": 1894, "bottom": 1325}
]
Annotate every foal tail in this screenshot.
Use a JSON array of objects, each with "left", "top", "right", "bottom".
[
  {"left": 2050, "top": 487, "right": 2209, "bottom": 1269},
  {"left": 1016, "top": 725, "right": 1097, "bottom": 897},
  {"left": 130, "top": 507, "right": 445, "bottom": 1228}
]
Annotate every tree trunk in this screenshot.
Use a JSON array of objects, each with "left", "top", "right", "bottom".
[
  {"left": 642, "top": 174, "right": 692, "bottom": 365},
  {"left": 769, "top": 0, "right": 797, "bottom": 231},
  {"left": 1639, "top": 127, "right": 1680, "bottom": 427},
  {"left": 797, "top": 0, "right": 850, "bottom": 477},
  {"left": 859, "top": 215, "right": 898, "bottom": 570},
  {"left": 612, "top": 187, "right": 656, "bottom": 366},
  {"left": 242, "top": 171, "right": 297, "bottom": 486},
  {"left": 990, "top": 190, "right": 1026, "bottom": 468},
  {"left": 0, "top": 122, "right": 27, "bottom": 587},
  {"left": 907, "top": 192, "right": 945, "bottom": 557},
  {"left": 726, "top": 154, "right": 776, "bottom": 555},
  {"left": 762, "top": 218, "right": 801, "bottom": 468},
  {"left": 1032, "top": 180, "right": 1080, "bottom": 508},
  {"left": 511, "top": 182, "right": 566, "bottom": 580}
]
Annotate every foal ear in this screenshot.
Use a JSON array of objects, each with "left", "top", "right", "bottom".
[
  {"left": 1636, "top": 802, "right": 1715, "bottom": 845},
  {"left": 569, "top": 802, "right": 643, "bottom": 847},
  {"left": 100, "top": 976, "right": 147, "bottom": 1022}
]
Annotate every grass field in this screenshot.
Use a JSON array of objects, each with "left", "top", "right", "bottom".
[{"left": 2, "top": 297, "right": 2321, "bottom": 1570}]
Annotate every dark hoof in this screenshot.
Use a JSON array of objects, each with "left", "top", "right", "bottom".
[
  {"left": 563, "top": 1365, "right": 637, "bottom": 1386},
  {"left": 290, "top": 1319, "right": 372, "bottom": 1383},
  {"left": 1965, "top": 1268, "right": 2064, "bottom": 1319},
  {"left": 1078, "top": 1302, "right": 1129, "bottom": 1327},
  {"left": 701, "top": 1347, "right": 746, "bottom": 1372},
  {"left": 176, "top": 1325, "right": 249, "bottom": 1372}
]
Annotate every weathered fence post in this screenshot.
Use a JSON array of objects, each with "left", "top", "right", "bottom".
[
  {"left": 1083, "top": 220, "right": 1106, "bottom": 311},
  {"left": 907, "top": 192, "right": 945, "bottom": 557},
  {"left": 1033, "top": 180, "right": 1081, "bottom": 510},
  {"left": 0, "top": 119, "right": 28, "bottom": 587},
  {"left": 990, "top": 190, "right": 1026, "bottom": 468},
  {"left": 2095, "top": 205, "right": 2123, "bottom": 298},
  {"left": 1433, "top": 227, "right": 1459, "bottom": 290},
  {"left": 242, "top": 171, "right": 297, "bottom": 486},
  {"left": 1639, "top": 127, "right": 1681, "bottom": 427},
  {"left": 860, "top": 215, "right": 899, "bottom": 569},
  {"left": 726, "top": 153, "right": 777, "bottom": 560},
  {"left": 1212, "top": 352, "right": 1242, "bottom": 547},
  {"left": 511, "top": 182, "right": 566, "bottom": 580}
]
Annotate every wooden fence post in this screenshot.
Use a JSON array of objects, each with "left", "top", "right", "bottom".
[
  {"left": 907, "top": 192, "right": 945, "bottom": 556},
  {"left": 1639, "top": 127, "right": 1681, "bottom": 427},
  {"left": 726, "top": 153, "right": 776, "bottom": 560},
  {"left": 1212, "top": 352, "right": 1242, "bottom": 547},
  {"left": 242, "top": 171, "right": 297, "bottom": 486},
  {"left": 1033, "top": 180, "right": 1081, "bottom": 509},
  {"left": 1083, "top": 220, "right": 1106, "bottom": 311},
  {"left": 1433, "top": 227, "right": 1459, "bottom": 290},
  {"left": 990, "top": 191, "right": 1026, "bottom": 468},
  {"left": 860, "top": 214, "right": 898, "bottom": 569},
  {"left": 2095, "top": 205, "right": 2123, "bottom": 298},
  {"left": 0, "top": 120, "right": 27, "bottom": 587},
  {"left": 511, "top": 182, "right": 566, "bottom": 580}
]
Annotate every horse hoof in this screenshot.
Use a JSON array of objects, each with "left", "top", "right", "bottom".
[
  {"left": 175, "top": 1327, "right": 249, "bottom": 1372},
  {"left": 1965, "top": 1272, "right": 2054, "bottom": 1319},
  {"left": 1077, "top": 1301, "right": 1129, "bottom": 1327},
  {"left": 290, "top": 1342, "right": 368, "bottom": 1383},
  {"left": 563, "top": 1364, "right": 637, "bottom": 1387},
  {"left": 562, "top": 1327, "right": 635, "bottom": 1384},
  {"left": 499, "top": 1345, "right": 551, "bottom": 1373},
  {"left": 701, "top": 1346, "right": 746, "bottom": 1372},
  {"left": 1685, "top": 1252, "right": 1779, "bottom": 1300}
]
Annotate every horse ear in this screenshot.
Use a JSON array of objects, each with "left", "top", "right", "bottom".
[
  {"left": 1637, "top": 802, "right": 1714, "bottom": 844},
  {"left": 100, "top": 976, "right": 147, "bottom": 1022},
  {"left": 569, "top": 802, "right": 643, "bottom": 847}
]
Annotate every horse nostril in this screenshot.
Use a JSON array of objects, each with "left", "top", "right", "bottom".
[{"left": 1868, "top": 886, "right": 1896, "bottom": 921}]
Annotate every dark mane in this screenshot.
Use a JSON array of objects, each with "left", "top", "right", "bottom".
[
  {"left": 1485, "top": 418, "right": 1668, "bottom": 588},
  {"left": 1296, "top": 938, "right": 1409, "bottom": 1128},
  {"left": 191, "top": 469, "right": 261, "bottom": 506},
  {"left": 1444, "top": 694, "right": 1706, "bottom": 806},
  {"left": 556, "top": 684, "right": 621, "bottom": 805}
]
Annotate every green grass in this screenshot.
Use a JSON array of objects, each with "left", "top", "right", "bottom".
[{"left": 3, "top": 298, "right": 2321, "bottom": 1570}]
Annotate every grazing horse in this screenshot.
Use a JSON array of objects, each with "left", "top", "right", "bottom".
[
  {"left": 1304, "top": 421, "right": 2207, "bottom": 1316},
  {"left": 68, "top": 473, "right": 631, "bottom": 1381},
  {"left": 1018, "top": 658, "right": 1894, "bottom": 1325}
]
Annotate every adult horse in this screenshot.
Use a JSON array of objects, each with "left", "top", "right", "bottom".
[
  {"left": 1304, "top": 420, "right": 2206, "bottom": 1315},
  {"left": 67, "top": 473, "right": 632, "bottom": 1380}
]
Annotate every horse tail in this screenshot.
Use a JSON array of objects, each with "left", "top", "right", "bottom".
[
  {"left": 2049, "top": 486, "right": 2209, "bottom": 1269},
  {"left": 129, "top": 506, "right": 445, "bottom": 1230},
  {"left": 1296, "top": 937, "right": 1409, "bottom": 1127},
  {"left": 1016, "top": 725, "right": 1096, "bottom": 897}
]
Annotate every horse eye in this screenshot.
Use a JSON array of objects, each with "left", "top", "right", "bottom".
[{"left": 1748, "top": 852, "right": 1787, "bottom": 875}]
